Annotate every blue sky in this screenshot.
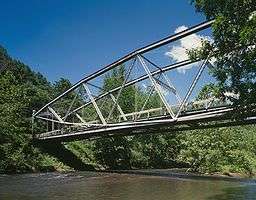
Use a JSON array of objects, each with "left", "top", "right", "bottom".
[{"left": 0, "top": 0, "right": 207, "bottom": 83}]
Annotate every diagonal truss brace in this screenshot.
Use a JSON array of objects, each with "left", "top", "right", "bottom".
[
  {"left": 107, "top": 58, "right": 136, "bottom": 121},
  {"left": 137, "top": 55, "right": 175, "bottom": 118},
  {"left": 140, "top": 54, "right": 182, "bottom": 105},
  {"left": 75, "top": 113, "right": 86, "bottom": 123},
  {"left": 33, "top": 20, "right": 214, "bottom": 117},
  {"left": 63, "top": 92, "right": 78, "bottom": 121},
  {"left": 86, "top": 82, "right": 128, "bottom": 121},
  {"left": 65, "top": 60, "right": 197, "bottom": 117},
  {"left": 48, "top": 106, "right": 64, "bottom": 123},
  {"left": 110, "top": 94, "right": 127, "bottom": 121},
  {"left": 83, "top": 83, "right": 107, "bottom": 125},
  {"left": 175, "top": 58, "right": 210, "bottom": 118},
  {"left": 162, "top": 73, "right": 182, "bottom": 104}
]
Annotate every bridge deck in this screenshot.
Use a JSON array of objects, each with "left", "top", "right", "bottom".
[{"left": 34, "top": 106, "right": 256, "bottom": 142}]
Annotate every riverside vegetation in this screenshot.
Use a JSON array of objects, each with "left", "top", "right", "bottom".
[{"left": 0, "top": 0, "right": 256, "bottom": 176}]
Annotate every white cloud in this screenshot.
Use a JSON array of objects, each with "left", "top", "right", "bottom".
[{"left": 165, "top": 25, "right": 213, "bottom": 73}]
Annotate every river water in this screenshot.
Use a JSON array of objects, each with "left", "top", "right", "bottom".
[{"left": 0, "top": 171, "right": 256, "bottom": 200}]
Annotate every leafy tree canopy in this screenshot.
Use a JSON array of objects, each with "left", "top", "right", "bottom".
[{"left": 191, "top": 0, "right": 256, "bottom": 113}]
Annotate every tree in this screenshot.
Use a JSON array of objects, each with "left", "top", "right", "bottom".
[
  {"left": 178, "top": 126, "right": 256, "bottom": 175},
  {"left": 191, "top": 0, "right": 256, "bottom": 115},
  {"left": 93, "top": 65, "right": 133, "bottom": 169},
  {"left": 0, "top": 47, "right": 55, "bottom": 173}
]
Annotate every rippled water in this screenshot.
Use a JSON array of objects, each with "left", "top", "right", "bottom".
[{"left": 0, "top": 171, "right": 256, "bottom": 200}]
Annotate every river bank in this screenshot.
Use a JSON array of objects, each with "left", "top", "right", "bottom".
[
  {"left": 104, "top": 168, "right": 256, "bottom": 183},
  {"left": 2, "top": 167, "right": 256, "bottom": 183}
]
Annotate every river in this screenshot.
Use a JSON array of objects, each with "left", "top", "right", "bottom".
[{"left": 0, "top": 171, "right": 256, "bottom": 200}]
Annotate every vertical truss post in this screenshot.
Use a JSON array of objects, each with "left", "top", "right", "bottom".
[
  {"left": 83, "top": 83, "right": 107, "bottom": 125},
  {"left": 175, "top": 59, "right": 209, "bottom": 118},
  {"left": 134, "top": 83, "right": 138, "bottom": 121},
  {"left": 137, "top": 55, "right": 175, "bottom": 118}
]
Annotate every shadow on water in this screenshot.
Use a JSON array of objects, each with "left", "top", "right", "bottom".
[{"left": 207, "top": 184, "right": 256, "bottom": 200}]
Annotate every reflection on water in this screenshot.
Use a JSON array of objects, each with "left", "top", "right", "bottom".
[{"left": 0, "top": 171, "right": 256, "bottom": 200}]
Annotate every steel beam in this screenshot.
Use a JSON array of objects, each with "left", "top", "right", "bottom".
[
  {"left": 162, "top": 73, "right": 182, "bottom": 104},
  {"left": 48, "top": 107, "right": 64, "bottom": 123},
  {"left": 107, "top": 58, "right": 135, "bottom": 121},
  {"left": 83, "top": 84, "right": 107, "bottom": 125},
  {"left": 36, "top": 107, "right": 249, "bottom": 141},
  {"left": 110, "top": 94, "right": 127, "bottom": 121},
  {"left": 140, "top": 54, "right": 182, "bottom": 104},
  {"left": 63, "top": 92, "right": 78, "bottom": 120},
  {"left": 68, "top": 59, "right": 199, "bottom": 117},
  {"left": 138, "top": 55, "right": 175, "bottom": 118},
  {"left": 75, "top": 113, "right": 86, "bottom": 123},
  {"left": 34, "top": 20, "right": 214, "bottom": 116},
  {"left": 175, "top": 59, "right": 209, "bottom": 118}
]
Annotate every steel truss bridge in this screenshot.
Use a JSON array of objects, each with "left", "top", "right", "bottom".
[{"left": 32, "top": 20, "right": 256, "bottom": 142}]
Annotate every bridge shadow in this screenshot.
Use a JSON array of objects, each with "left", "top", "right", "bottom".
[{"left": 34, "top": 140, "right": 95, "bottom": 171}]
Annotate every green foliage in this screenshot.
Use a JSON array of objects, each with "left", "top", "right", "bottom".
[
  {"left": 1, "top": 2, "right": 256, "bottom": 176},
  {"left": 130, "top": 134, "right": 183, "bottom": 168},
  {"left": 191, "top": 0, "right": 256, "bottom": 112},
  {"left": 65, "top": 141, "right": 97, "bottom": 168},
  {"left": 52, "top": 78, "right": 83, "bottom": 118},
  {"left": 93, "top": 66, "right": 133, "bottom": 169},
  {"left": 92, "top": 65, "right": 182, "bottom": 170},
  {"left": 196, "top": 83, "right": 221, "bottom": 100},
  {"left": 93, "top": 136, "right": 132, "bottom": 169},
  {"left": 0, "top": 47, "right": 63, "bottom": 173},
  {"left": 103, "top": 65, "right": 137, "bottom": 114},
  {"left": 179, "top": 125, "right": 256, "bottom": 175}
]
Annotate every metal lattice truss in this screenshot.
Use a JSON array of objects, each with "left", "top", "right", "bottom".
[{"left": 32, "top": 20, "right": 256, "bottom": 142}]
